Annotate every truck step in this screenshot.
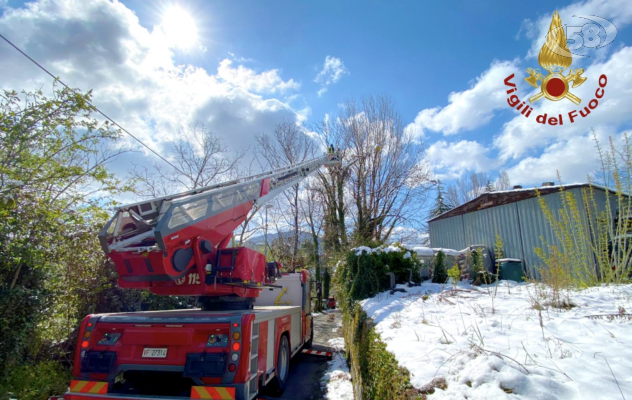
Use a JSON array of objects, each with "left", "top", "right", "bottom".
[{"left": 301, "top": 349, "right": 333, "bottom": 358}]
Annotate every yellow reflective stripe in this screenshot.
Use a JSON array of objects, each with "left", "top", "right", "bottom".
[
  {"left": 89, "top": 382, "right": 108, "bottom": 394},
  {"left": 216, "top": 387, "right": 234, "bottom": 399},
  {"left": 70, "top": 381, "right": 88, "bottom": 392},
  {"left": 192, "top": 387, "right": 212, "bottom": 399}
]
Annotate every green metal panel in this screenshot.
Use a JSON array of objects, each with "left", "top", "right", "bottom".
[
  {"left": 463, "top": 208, "right": 495, "bottom": 250},
  {"left": 429, "top": 186, "right": 614, "bottom": 281},
  {"left": 429, "top": 215, "right": 465, "bottom": 250},
  {"left": 487, "top": 203, "right": 523, "bottom": 261}
]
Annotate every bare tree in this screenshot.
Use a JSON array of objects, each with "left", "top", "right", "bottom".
[
  {"left": 496, "top": 170, "right": 512, "bottom": 191},
  {"left": 312, "top": 118, "right": 351, "bottom": 252},
  {"left": 131, "top": 122, "right": 244, "bottom": 196},
  {"left": 446, "top": 184, "right": 461, "bottom": 208},
  {"left": 299, "top": 180, "right": 325, "bottom": 275},
  {"left": 337, "top": 95, "right": 432, "bottom": 243},
  {"left": 447, "top": 172, "right": 492, "bottom": 206},
  {"left": 446, "top": 170, "right": 512, "bottom": 207},
  {"left": 255, "top": 120, "right": 317, "bottom": 269}
]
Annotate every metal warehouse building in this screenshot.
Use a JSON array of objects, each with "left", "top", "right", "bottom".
[{"left": 428, "top": 183, "right": 618, "bottom": 278}]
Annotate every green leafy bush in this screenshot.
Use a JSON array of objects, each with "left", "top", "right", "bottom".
[
  {"left": 0, "top": 361, "right": 70, "bottom": 400},
  {"left": 447, "top": 263, "right": 460, "bottom": 289},
  {"left": 335, "top": 244, "right": 423, "bottom": 308},
  {"left": 432, "top": 250, "right": 447, "bottom": 283},
  {"left": 470, "top": 249, "right": 482, "bottom": 284}
]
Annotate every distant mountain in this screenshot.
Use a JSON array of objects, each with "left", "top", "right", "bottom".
[{"left": 245, "top": 230, "right": 312, "bottom": 247}]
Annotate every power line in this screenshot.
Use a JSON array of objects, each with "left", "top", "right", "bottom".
[{"left": 0, "top": 33, "right": 186, "bottom": 175}]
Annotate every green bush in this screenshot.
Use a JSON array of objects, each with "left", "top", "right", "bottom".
[
  {"left": 0, "top": 361, "right": 70, "bottom": 400},
  {"left": 447, "top": 263, "right": 460, "bottom": 289},
  {"left": 335, "top": 244, "right": 423, "bottom": 308},
  {"left": 432, "top": 251, "right": 448, "bottom": 283},
  {"left": 470, "top": 249, "right": 482, "bottom": 283}
]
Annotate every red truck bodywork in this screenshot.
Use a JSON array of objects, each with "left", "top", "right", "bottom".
[
  {"left": 66, "top": 272, "right": 313, "bottom": 400},
  {"left": 74, "top": 156, "right": 340, "bottom": 400}
]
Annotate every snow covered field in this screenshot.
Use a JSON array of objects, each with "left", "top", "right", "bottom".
[{"left": 361, "top": 281, "right": 632, "bottom": 399}]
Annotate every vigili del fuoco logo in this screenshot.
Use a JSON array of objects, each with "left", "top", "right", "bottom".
[{"left": 504, "top": 11, "right": 612, "bottom": 126}]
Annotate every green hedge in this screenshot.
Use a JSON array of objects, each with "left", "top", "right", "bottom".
[
  {"left": 336, "top": 244, "right": 423, "bottom": 309},
  {"left": 342, "top": 302, "right": 420, "bottom": 400}
]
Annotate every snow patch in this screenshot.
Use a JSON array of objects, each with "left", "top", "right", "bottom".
[
  {"left": 322, "top": 338, "right": 353, "bottom": 400},
  {"left": 361, "top": 281, "right": 632, "bottom": 399}
]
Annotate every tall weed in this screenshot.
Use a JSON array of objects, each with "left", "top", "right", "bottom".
[{"left": 535, "top": 132, "right": 632, "bottom": 287}]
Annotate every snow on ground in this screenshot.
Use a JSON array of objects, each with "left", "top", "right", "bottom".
[
  {"left": 361, "top": 281, "right": 632, "bottom": 399},
  {"left": 322, "top": 338, "right": 353, "bottom": 400}
]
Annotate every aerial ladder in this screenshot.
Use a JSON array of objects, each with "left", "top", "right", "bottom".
[
  {"left": 65, "top": 152, "right": 341, "bottom": 400},
  {"left": 98, "top": 152, "right": 341, "bottom": 310}
]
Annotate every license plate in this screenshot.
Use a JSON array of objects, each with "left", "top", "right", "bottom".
[{"left": 142, "top": 348, "right": 168, "bottom": 358}]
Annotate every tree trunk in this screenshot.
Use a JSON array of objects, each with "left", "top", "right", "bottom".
[{"left": 292, "top": 184, "right": 300, "bottom": 269}]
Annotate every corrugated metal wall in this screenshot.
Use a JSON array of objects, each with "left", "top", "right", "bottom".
[
  {"left": 516, "top": 195, "right": 560, "bottom": 278},
  {"left": 429, "top": 187, "right": 610, "bottom": 279},
  {"left": 487, "top": 203, "right": 523, "bottom": 265},
  {"left": 429, "top": 215, "right": 465, "bottom": 250}
]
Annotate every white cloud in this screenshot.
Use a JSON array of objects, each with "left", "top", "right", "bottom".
[
  {"left": 495, "top": 45, "right": 632, "bottom": 161},
  {"left": 427, "top": 140, "right": 498, "bottom": 180},
  {"left": 314, "top": 56, "right": 348, "bottom": 85},
  {"left": 506, "top": 135, "right": 597, "bottom": 185},
  {"left": 314, "top": 55, "right": 348, "bottom": 96},
  {"left": 503, "top": 128, "right": 627, "bottom": 185},
  {"left": 525, "top": 0, "right": 632, "bottom": 61},
  {"left": 404, "top": 60, "right": 518, "bottom": 136},
  {"left": 0, "top": 0, "right": 303, "bottom": 177},
  {"left": 216, "top": 59, "right": 299, "bottom": 94},
  {"left": 416, "top": 0, "right": 632, "bottom": 186},
  {"left": 515, "top": 19, "right": 535, "bottom": 40}
]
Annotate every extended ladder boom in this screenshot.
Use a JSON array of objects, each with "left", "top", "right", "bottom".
[{"left": 98, "top": 152, "right": 340, "bottom": 296}]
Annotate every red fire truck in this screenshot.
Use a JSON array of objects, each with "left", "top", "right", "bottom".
[{"left": 64, "top": 154, "right": 340, "bottom": 400}]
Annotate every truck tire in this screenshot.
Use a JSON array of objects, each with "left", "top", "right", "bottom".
[
  {"left": 267, "top": 335, "right": 290, "bottom": 396},
  {"left": 305, "top": 319, "right": 314, "bottom": 348}
]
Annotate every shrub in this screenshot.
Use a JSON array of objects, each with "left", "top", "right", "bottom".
[
  {"left": 470, "top": 249, "right": 482, "bottom": 284},
  {"left": 0, "top": 360, "right": 70, "bottom": 400},
  {"left": 432, "top": 251, "right": 447, "bottom": 283},
  {"left": 447, "top": 263, "right": 460, "bottom": 289},
  {"left": 335, "top": 244, "right": 423, "bottom": 307},
  {"left": 535, "top": 132, "right": 632, "bottom": 286}
]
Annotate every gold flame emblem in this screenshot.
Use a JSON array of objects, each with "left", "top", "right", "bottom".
[{"left": 525, "top": 11, "right": 587, "bottom": 104}]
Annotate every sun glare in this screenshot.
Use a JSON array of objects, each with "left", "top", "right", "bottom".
[{"left": 161, "top": 6, "right": 198, "bottom": 50}]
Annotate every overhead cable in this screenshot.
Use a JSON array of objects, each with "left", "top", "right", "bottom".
[{"left": 0, "top": 33, "right": 186, "bottom": 175}]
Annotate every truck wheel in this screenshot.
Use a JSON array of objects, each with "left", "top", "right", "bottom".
[
  {"left": 305, "top": 319, "right": 314, "bottom": 348},
  {"left": 267, "top": 335, "right": 290, "bottom": 396}
]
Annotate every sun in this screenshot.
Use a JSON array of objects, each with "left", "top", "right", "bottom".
[{"left": 161, "top": 6, "right": 198, "bottom": 50}]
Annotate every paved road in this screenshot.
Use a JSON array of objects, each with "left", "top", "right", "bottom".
[{"left": 258, "top": 310, "right": 343, "bottom": 400}]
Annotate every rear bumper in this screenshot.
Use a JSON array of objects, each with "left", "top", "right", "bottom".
[
  {"left": 65, "top": 395, "right": 152, "bottom": 400},
  {"left": 65, "top": 382, "right": 246, "bottom": 400}
]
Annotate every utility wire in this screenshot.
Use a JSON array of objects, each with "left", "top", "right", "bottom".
[{"left": 0, "top": 33, "right": 186, "bottom": 175}]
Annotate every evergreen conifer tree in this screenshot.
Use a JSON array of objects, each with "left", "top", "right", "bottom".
[
  {"left": 430, "top": 180, "right": 452, "bottom": 218},
  {"left": 432, "top": 250, "right": 448, "bottom": 283}
]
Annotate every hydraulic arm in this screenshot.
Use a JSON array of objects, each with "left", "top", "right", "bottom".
[{"left": 98, "top": 153, "right": 340, "bottom": 303}]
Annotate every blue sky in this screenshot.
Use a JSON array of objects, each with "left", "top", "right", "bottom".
[{"left": 1, "top": 0, "right": 632, "bottom": 206}]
